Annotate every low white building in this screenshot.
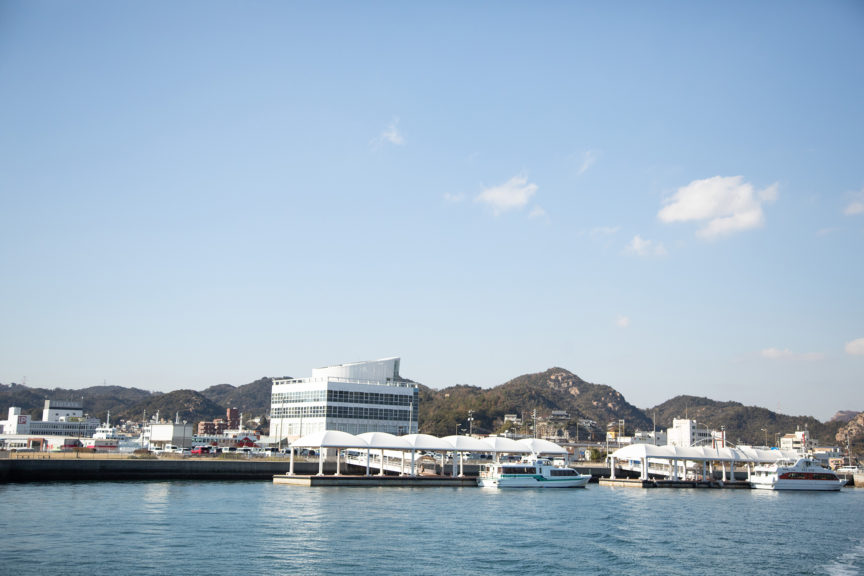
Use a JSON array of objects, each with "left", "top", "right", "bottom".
[
  {"left": 0, "top": 402, "right": 100, "bottom": 439},
  {"left": 146, "top": 423, "right": 195, "bottom": 449}
]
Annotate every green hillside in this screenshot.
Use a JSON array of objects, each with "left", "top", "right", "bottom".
[{"left": 648, "top": 395, "right": 843, "bottom": 446}]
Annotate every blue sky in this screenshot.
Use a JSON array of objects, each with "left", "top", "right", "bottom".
[{"left": 1, "top": 2, "right": 862, "bottom": 421}]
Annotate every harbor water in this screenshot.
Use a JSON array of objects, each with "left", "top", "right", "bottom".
[{"left": 1, "top": 481, "right": 863, "bottom": 575}]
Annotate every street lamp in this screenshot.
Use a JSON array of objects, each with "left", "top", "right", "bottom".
[
  {"left": 761, "top": 428, "right": 768, "bottom": 447},
  {"left": 468, "top": 411, "right": 474, "bottom": 436}
]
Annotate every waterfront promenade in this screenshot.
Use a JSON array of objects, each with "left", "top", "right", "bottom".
[{"left": 0, "top": 452, "right": 307, "bottom": 482}]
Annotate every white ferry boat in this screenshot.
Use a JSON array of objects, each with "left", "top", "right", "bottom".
[
  {"left": 750, "top": 457, "right": 845, "bottom": 491},
  {"left": 478, "top": 458, "right": 591, "bottom": 488}
]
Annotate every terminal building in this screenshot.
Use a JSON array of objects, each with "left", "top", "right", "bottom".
[
  {"left": 0, "top": 400, "right": 101, "bottom": 450},
  {"left": 1, "top": 400, "right": 100, "bottom": 438},
  {"left": 270, "top": 357, "right": 419, "bottom": 441}
]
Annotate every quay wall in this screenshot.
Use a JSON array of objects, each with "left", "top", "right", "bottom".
[{"left": 0, "top": 458, "right": 328, "bottom": 483}]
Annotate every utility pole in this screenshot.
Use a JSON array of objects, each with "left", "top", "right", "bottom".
[{"left": 468, "top": 410, "right": 474, "bottom": 436}]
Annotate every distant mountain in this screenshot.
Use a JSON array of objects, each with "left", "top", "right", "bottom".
[
  {"left": 200, "top": 377, "right": 274, "bottom": 416},
  {"left": 0, "top": 379, "right": 273, "bottom": 427},
  {"left": 0, "top": 383, "right": 153, "bottom": 421},
  {"left": 0, "top": 373, "right": 853, "bottom": 451},
  {"left": 418, "top": 367, "right": 651, "bottom": 437},
  {"left": 830, "top": 410, "right": 860, "bottom": 424},
  {"left": 114, "top": 390, "right": 225, "bottom": 424},
  {"left": 648, "top": 395, "right": 843, "bottom": 446}
]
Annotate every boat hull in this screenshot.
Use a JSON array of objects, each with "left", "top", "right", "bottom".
[
  {"left": 751, "top": 479, "right": 845, "bottom": 491},
  {"left": 478, "top": 475, "right": 590, "bottom": 488}
]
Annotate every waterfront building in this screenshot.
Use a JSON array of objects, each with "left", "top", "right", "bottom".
[
  {"left": 632, "top": 430, "right": 668, "bottom": 445},
  {"left": 666, "top": 418, "right": 712, "bottom": 447},
  {"left": 270, "top": 357, "right": 419, "bottom": 441},
  {"left": 146, "top": 422, "right": 195, "bottom": 450},
  {"left": 780, "top": 429, "right": 814, "bottom": 453},
  {"left": 197, "top": 408, "right": 241, "bottom": 435},
  {"left": 0, "top": 402, "right": 100, "bottom": 438}
]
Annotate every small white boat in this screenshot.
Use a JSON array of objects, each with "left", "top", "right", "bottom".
[
  {"left": 478, "top": 457, "right": 591, "bottom": 488},
  {"left": 751, "top": 457, "right": 845, "bottom": 491}
]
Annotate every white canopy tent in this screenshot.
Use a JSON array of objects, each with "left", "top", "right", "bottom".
[
  {"left": 402, "top": 434, "right": 455, "bottom": 477},
  {"left": 483, "top": 436, "right": 533, "bottom": 461},
  {"left": 518, "top": 437, "right": 569, "bottom": 456},
  {"left": 608, "top": 443, "right": 800, "bottom": 481},
  {"left": 357, "top": 432, "right": 414, "bottom": 476},
  {"left": 286, "top": 431, "right": 571, "bottom": 478},
  {"left": 290, "top": 430, "right": 369, "bottom": 476},
  {"left": 442, "top": 435, "right": 501, "bottom": 477}
]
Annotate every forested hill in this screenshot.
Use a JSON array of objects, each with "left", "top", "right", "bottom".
[
  {"left": 2, "top": 373, "right": 857, "bottom": 449},
  {"left": 648, "top": 395, "right": 844, "bottom": 446},
  {"left": 418, "top": 367, "right": 652, "bottom": 437}
]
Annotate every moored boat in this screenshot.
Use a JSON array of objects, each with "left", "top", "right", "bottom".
[
  {"left": 750, "top": 457, "right": 845, "bottom": 491},
  {"left": 478, "top": 457, "right": 591, "bottom": 488}
]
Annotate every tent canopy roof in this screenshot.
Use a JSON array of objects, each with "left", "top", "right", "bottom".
[
  {"left": 609, "top": 443, "right": 800, "bottom": 463},
  {"left": 289, "top": 431, "right": 570, "bottom": 455},
  {"left": 357, "top": 432, "right": 413, "bottom": 450}
]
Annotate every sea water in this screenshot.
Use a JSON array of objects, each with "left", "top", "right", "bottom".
[{"left": 1, "top": 481, "right": 862, "bottom": 575}]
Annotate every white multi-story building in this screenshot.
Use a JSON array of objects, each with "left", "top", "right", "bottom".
[
  {"left": 270, "top": 357, "right": 419, "bottom": 440},
  {"left": 666, "top": 418, "right": 712, "bottom": 447},
  {"left": 780, "top": 429, "right": 815, "bottom": 453}
]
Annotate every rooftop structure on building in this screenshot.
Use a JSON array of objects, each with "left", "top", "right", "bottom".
[{"left": 270, "top": 357, "right": 419, "bottom": 441}]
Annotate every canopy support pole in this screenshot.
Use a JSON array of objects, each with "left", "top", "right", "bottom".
[
  {"left": 335, "top": 449, "right": 341, "bottom": 476},
  {"left": 289, "top": 446, "right": 295, "bottom": 476}
]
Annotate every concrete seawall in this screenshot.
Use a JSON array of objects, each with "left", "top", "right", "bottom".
[{"left": 0, "top": 458, "right": 327, "bottom": 483}]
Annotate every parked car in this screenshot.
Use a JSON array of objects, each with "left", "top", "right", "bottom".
[{"left": 191, "top": 446, "right": 211, "bottom": 455}]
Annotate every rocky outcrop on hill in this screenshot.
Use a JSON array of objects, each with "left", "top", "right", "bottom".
[
  {"left": 836, "top": 412, "right": 864, "bottom": 443},
  {"left": 830, "top": 410, "right": 860, "bottom": 424}
]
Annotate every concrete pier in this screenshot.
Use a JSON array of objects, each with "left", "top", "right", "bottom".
[
  {"left": 274, "top": 474, "right": 477, "bottom": 487},
  {"left": 599, "top": 477, "right": 753, "bottom": 489},
  {"left": 0, "top": 457, "right": 321, "bottom": 483}
]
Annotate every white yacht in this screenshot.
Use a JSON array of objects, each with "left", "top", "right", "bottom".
[
  {"left": 751, "top": 457, "right": 845, "bottom": 491},
  {"left": 478, "top": 457, "right": 591, "bottom": 488}
]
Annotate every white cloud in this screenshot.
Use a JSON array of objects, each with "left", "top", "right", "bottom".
[
  {"left": 761, "top": 348, "right": 793, "bottom": 359},
  {"left": 844, "top": 188, "right": 864, "bottom": 215},
  {"left": 658, "top": 175, "right": 779, "bottom": 238},
  {"left": 528, "top": 206, "right": 547, "bottom": 219},
  {"left": 578, "top": 150, "right": 598, "bottom": 175},
  {"left": 443, "top": 192, "right": 466, "bottom": 204},
  {"left": 476, "top": 175, "right": 538, "bottom": 215},
  {"left": 627, "top": 235, "right": 667, "bottom": 256},
  {"left": 761, "top": 348, "right": 824, "bottom": 361},
  {"left": 370, "top": 117, "right": 404, "bottom": 148},
  {"left": 590, "top": 226, "right": 620, "bottom": 237},
  {"left": 616, "top": 315, "right": 630, "bottom": 328},
  {"left": 845, "top": 337, "right": 864, "bottom": 356}
]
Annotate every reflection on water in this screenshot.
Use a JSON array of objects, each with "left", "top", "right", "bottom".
[{"left": 0, "top": 482, "right": 862, "bottom": 575}]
